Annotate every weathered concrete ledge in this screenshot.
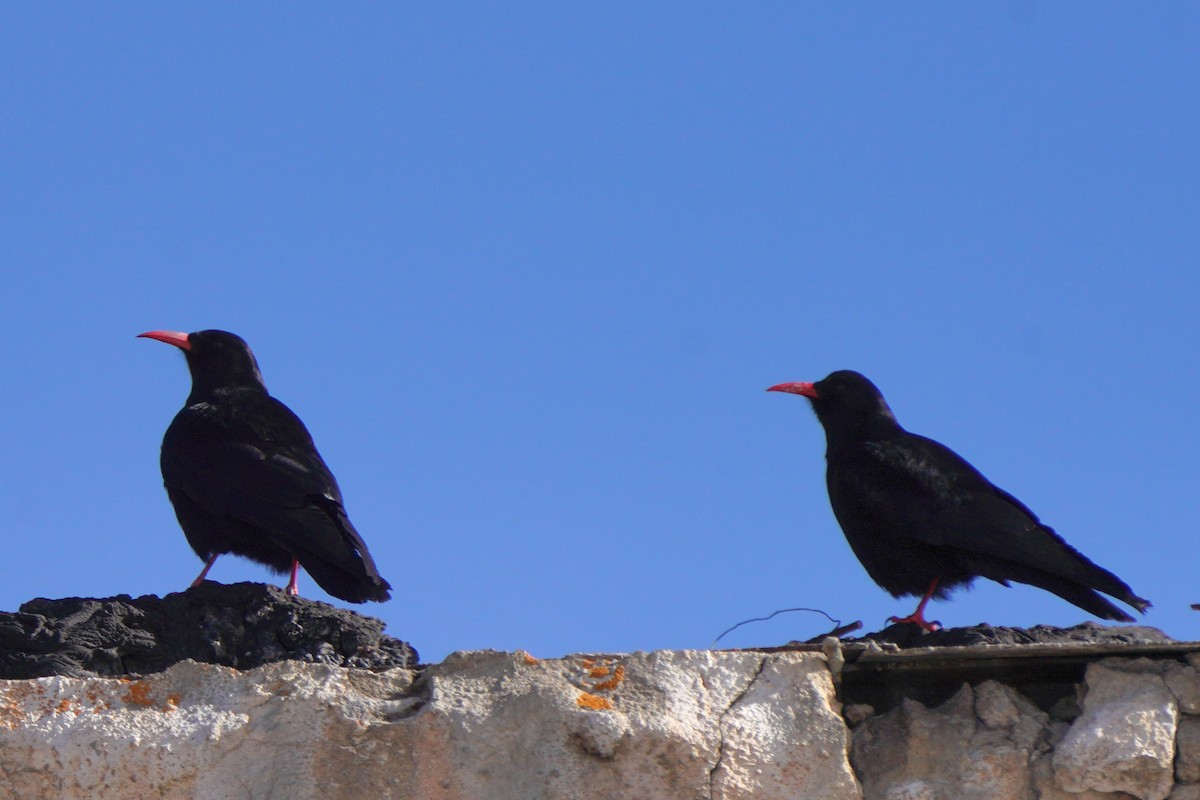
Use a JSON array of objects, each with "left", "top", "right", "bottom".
[
  {"left": 0, "top": 649, "right": 858, "bottom": 800},
  {"left": 4, "top": 641, "right": 1200, "bottom": 800},
  {"left": 2, "top": 588, "right": 1199, "bottom": 800}
]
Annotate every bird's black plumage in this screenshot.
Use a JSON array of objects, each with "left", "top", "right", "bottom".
[
  {"left": 769, "top": 370, "right": 1148, "bottom": 628},
  {"left": 141, "top": 329, "right": 391, "bottom": 603}
]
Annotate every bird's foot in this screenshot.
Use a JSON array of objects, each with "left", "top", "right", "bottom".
[
  {"left": 284, "top": 559, "right": 301, "bottom": 597},
  {"left": 887, "top": 613, "right": 942, "bottom": 632},
  {"left": 888, "top": 578, "right": 943, "bottom": 632}
]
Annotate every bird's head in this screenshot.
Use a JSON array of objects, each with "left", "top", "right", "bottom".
[
  {"left": 768, "top": 370, "right": 898, "bottom": 440},
  {"left": 139, "top": 329, "right": 267, "bottom": 398}
]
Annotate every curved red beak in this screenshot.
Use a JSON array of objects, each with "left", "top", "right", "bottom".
[
  {"left": 138, "top": 330, "right": 192, "bottom": 351},
  {"left": 766, "top": 381, "right": 818, "bottom": 398}
]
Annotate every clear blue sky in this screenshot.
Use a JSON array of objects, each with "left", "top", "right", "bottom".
[{"left": 1, "top": 5, "right": 1195, "bottom": 664}]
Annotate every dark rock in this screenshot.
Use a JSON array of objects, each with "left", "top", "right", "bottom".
[
  {"left": 852, "top": 621, "right": 1173, "bottom": 649},
  {"left": 0, "top": 582, "right": 419, "bottom": 679}
]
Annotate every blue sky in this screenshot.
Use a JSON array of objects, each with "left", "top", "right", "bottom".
[{"left": 1, "top": 5, "right": 1196, "bottom": 664}]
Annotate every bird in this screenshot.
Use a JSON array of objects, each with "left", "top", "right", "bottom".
[
  {"left": 767, "top": 370, "right": 1148, "bottom": 631},
  {"left": 139, "top": 329, "right": 392, "bottom": 603}
]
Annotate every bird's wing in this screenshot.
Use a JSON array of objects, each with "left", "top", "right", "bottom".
[
  {"left": 840, "top": 436, "right": 1111, "bottom": 586},
  {"left": 161, "top": 401, "right": 377, "bottom": 574}
]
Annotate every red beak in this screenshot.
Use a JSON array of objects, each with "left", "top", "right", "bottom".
[
  {"left": 138, "top": 330, "right": 192, "bottom": 351},
  {"left": 766, "top": 381, "right": 819, "bottom": 398}
]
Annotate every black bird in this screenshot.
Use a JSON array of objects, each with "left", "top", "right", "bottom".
[
  {"left": 768, "top": 370, "right": 1148, "bottom": 630},
  {"left": 140, "top": 329, "right": 391, "bottom": 603}
]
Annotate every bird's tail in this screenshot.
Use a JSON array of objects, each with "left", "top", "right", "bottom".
[
  {"left": 979, "top": 560, "right": 1150, "bottom": 622},
  {"left": 302, "top": 554, "right": 393, "bottom": 603},
  {"left": 296, "top": 499, "right": 393, "bottom": 603}
]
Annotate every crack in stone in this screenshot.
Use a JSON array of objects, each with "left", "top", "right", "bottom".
[
  {"left": 387, "top": 669, "right": 433, "bottom": 720},
  {"left": 707, "top": 655, "right": 769, "bottom": 800}
]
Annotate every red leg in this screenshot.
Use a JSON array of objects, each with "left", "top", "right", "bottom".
[
  {"left": 190, "top": 554, "right": 220, "bottom": 588},
  {"left": 888, "top": 579, "right": 943, "bottom": 632},
  {"left": 284, "top": 559, "right": 301, "bottom": 596}
]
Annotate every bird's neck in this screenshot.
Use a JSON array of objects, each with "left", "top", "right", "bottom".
[
  {"left": 821, "top": 414, "right": 906, "bottom": 452},
  {"left": 186, "top": 382, "right": 269, "bottom": 406}
]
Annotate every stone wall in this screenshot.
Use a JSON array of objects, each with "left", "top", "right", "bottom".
[
  {"left": 3, "top": 646, "right": 1200, "bottom": 800},
  {"left": 851, "top": 658, "right": 1199, "bottom": 800}
]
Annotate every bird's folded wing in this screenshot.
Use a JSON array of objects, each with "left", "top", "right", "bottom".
[
  {"left": 850, "top": 438, "right": 1112, "bottom": 586},
  {"left": 161, "top": 439, "right": 371, "bottom": 567}
]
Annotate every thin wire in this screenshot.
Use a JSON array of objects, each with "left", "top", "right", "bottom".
[{"left": 711, "top": 607, "right": 843, "bottom": 647}]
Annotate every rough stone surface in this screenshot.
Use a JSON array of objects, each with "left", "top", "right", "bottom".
[
  {"left": 852, "top": 680, "right": 1048, "bottom": 800},
  {"left": 1176, "top": 717, "right": 1200, "bottom": 783},
  {"left": 0, "top": 659, "right": 419, "bottom": 800},
  {"left": 0, "top": 582, "right": 418, "bottom": 678},
  {"left": 846, "top": 656, "right": 1197, "bottom": 800},
  {"left": 855, "top": 621, "right": 1173, "bottom": 649},
  {"left": 0, "top": 649, "right": 861, "bottom": 800},
  {"left": 1166, "top": 661, "right": 1200, "bottom": 714},
  {"left": 708, "top": 654, "right": 858, "bottom": 798},
  {"left": 1053, "top": 662, "right": 1179, "bottom": 800},
  {"left": 2, "top": 597, "right": 1200, "bottom": 800},
  {"left": 1030, "top": 754, "right": 1138, "bottom": 800},
  {"left": 413, "top": 649, "right": 860, "bottom": 800}
]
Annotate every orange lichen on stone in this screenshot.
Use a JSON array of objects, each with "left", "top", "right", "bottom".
[
  {"left": 54, "top": 698, "right": 76, "bottom": 714},
  {"left": 83, "top": 689, "right": 110, "bottom": 713},
  {"left": 122, "top": 681, "right": 157, "bottom": 708},
  {"left": 522, "top": 652, "right": 540, "bottom": 665},
  {"left": 588, "top": 666, "right": 611, "bottom": 678},
  {"left": 0, "top": 703, "right": 21, "bottom": 730},
  {"left": 576, "top": 692, "right": 612, "bottom": 711},
  {"left": 592, "top": 665, "right": 625, "bottom": 692},
  {"left": 580, "top": 659, "right": 595, "bottom": 668},
  {"left": 120, "top": 681, "right": 182, "bottom": 712}
]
